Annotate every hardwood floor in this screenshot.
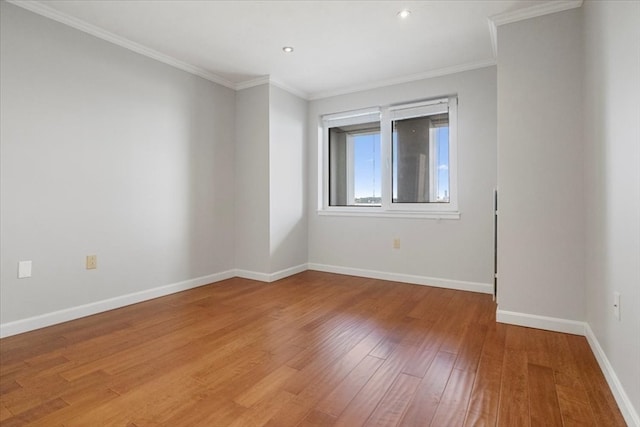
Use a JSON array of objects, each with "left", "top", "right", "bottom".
[{"left": 0, "top": 271, "right": 626, "bottom": 426}]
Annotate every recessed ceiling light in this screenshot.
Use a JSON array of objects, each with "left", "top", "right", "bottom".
[
  {"left": 282, "top": 46, "right": 294, "bottom": 53},
  {"left": 397, "top": 9, "right": 411, "bottom": 19}
]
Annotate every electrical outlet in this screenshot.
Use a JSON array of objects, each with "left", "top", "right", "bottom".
[
  {"left": 18, "top": 260, "right": 32, "bottom": 278},
  {"left": 86, "top": 255, "right": 97, "bottom": 270},
  {"left": 613, "top": 292, "right": 621, "bottom": 321},
  {"left": 393, "top": 238, "right": 401, "bottom": 249}
]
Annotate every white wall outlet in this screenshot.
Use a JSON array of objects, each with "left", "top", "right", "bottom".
[
  {"left": 18, "top": 260, "right": 32, "bottom": 278},
  {"left": 86, "top": 255, "right": 97, "bottom": 270},
  {"left": 613, "top": 291, "right": 621, "bottom": 321},
  {"left": 393, "top": 238, "right": 401, "bottom": 249}
]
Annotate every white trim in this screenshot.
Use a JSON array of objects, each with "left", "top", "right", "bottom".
[
  {"left": 6, "top": 1, "right": 313, "bottom": 100},
  {"left": 235, "top": 76, "right": 309, "bottom": 101},
  {"left": 308, "top": 263, "right": 492, "bottom": 294},
  {"left": 235, "top": 76, "right": 271, "bottom": 91},
  {"left": 496, "top": 308, "right": 638, "bottom": 425},
  {"left": 322, "top": 108, "right": 381, "bottom": 127},
  {"left": 6, "top": 0, "right": 313, "bottom": 100},
  {"left": 6, "top": 0, "right": 237, "bottom": 89},
  {"left": 388, "top": 98, "right": 449, "bottom": 118},
  {"left": 488, "top": 0, "right": 583, "bottom": 57},
  {"left": 488, "top": 17, "right": 499, "bottom": 59},
  {"left": 1, "top": 263, "right": 486, "bottom": 336},
  {"left": 233, "top": 270, "right": 272, "bottom": 282},
  {"left": 6, "top": 1, "right": 496, "bottom": 101},
  {"left": 269, "top": 78, "right": 309, "bottom": 101},
  {"left": 0, "top": 264, "right": 310, "bottom": 338},
  {"left": 309, "top": 60, "right": 496, "bottom": 101},
  {"left": 0, "top": 270, "right": 236, "bottom": 338},
  {"left": 267, "top": 264, "right": 309, "bottom": 282},
  {"left": 490, "top": 0, "right": 583, "bottom": 27},
  {"left": 585, "top": 324, "right": 640, "bottom": 427},
  {"left": 9, "top": 0, "right": 581, "bottom": 101},
  {"left": 496, "top": 308, "right": 586, "bottom": 335},
  {"left": 317, "top": 209, "right": 460, "bottom": 220},
  {"left": 234, "top": 264, "right": 308, "bottom": 283}
]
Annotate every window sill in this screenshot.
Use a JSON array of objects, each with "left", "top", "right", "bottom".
[{"left": 316, "top": 209, "right": 460, "bottom": 220}]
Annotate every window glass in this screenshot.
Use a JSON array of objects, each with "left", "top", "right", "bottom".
[
  {"left": 328, "top": 122, "right": 381, "bottom": 206},
  {"left": 392, "top": 112, "right": 449, "bottom": 203}
]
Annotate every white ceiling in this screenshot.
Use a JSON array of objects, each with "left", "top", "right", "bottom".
[{"left": 14, "top": 0, "right": 563, "bottom": 99}]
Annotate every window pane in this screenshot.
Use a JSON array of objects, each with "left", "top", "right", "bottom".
[
  {"left": 329, "top": 122, "right": 381, "bottom": 206},
  {"left": 392, "top": 113, "right": 449, "bottom": 203},
  {"left": 436, "top": 127, "right": 450, "bottom": 202},
  {"left": 352, "top": 133, "right": 381, "bottom": 205}
]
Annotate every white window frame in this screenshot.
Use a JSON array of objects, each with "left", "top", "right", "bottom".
[
  {"left": 319, "top": 97, "right": 459, "bottom": 219},
  {"left": 321, "top": 108, "right": 382, "bottom": 214}
]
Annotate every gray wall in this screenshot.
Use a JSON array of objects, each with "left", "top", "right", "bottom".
[
  {"left": 496, "top": 9, "right": 585, "bottom": 320},
  {"left": 269, "top": 85, "right": 308, "bottom": 273},
  {"left": 583, "top": 0, "right": 640, "bottom": 415},
  {"left": 235, "top": 84, "right": 308, "bottom": 276},
  {"left": 0, "top": 2, "right": 236, "bottom": 323},
  {"left": 234, "top": 84, "right": 271, "bottom": 273},
  {"left": 308, "top": 67, "right": 497, "bottom": 286}
]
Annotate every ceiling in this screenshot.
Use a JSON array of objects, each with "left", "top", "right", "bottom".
[{"left": 14, "top": 0, "right": 560, "bottom": 99}]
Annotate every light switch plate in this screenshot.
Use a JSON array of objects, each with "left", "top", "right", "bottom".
[{"left": 18, "top": 260, "right": 32, "bottom": 278}]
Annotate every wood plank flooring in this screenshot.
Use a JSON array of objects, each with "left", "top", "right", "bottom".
[{"left": 0, "top": 271, "right": 626, "bottom": 426}]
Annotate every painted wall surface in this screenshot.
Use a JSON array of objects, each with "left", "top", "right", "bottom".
[
  {"left": 234, "top": 84, "right": 270, "bottom": 273},
  {"left": 583, "top": 0, "right": 640, "bottom": 416},
  {"left": 308, "top": 67, "right": 497, "bottom": 286},
  {"left": 496, "top": 9, "right": 585, "bottom": 320},
  {"left": 269, "top": 85, "right": 308, "bottom": 273},
  {"left": 0, "top": 2, "right": 236, "bottom": 323}
]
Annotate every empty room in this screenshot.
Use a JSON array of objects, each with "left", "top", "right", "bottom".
[{"left": 1, "top": 0, "right": 638, "bottom": 425}]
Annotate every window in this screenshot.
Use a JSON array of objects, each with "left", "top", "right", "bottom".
[
  {"left": 328, "top": 119, "right": 381, "bottom": 206},
  {"left": 321, "top": 97, "right": 458, "bottom": 218}
]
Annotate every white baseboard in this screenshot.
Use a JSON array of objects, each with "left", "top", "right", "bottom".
[
  {"left": 268, "top": 264, "right": 309, "bottom": 282},
  {"left": 496, "top": 308, "right": 639, "bottom": 426},
  {"left": 1, "top": 263, "right": 490, "bottom": 338},
  {"left": 0, "top": 270, "right": 236, "bottom": 338},
  {"left": 233, "top": 269, "right": 272, "bottom": 282},
  {"left": 0, "top": 265, "right": 311, "bottom": 338},
  {"left": 234, "top": 263, "right": 309, "bottom": 283},
  {"left": 496, "top": 308, "right": 586, "bottom": 335},
  {"left": 585, "top": 324, "right": 640, "bottom": 427},
  {"left": 307, "top": 263, "right": 493, "bottom": 294}
]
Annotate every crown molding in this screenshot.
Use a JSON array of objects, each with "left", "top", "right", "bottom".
[
  {"left": 309, "top": 59, "right": 497, "bottom": 101},
  {"left": 9, "top": 0, "right": 310, "bottom": 99},
  {"left": 235, "top": 76, "right": 309, "bottom": 100},
  {"left": 488, "top": 0, "right": 583, "bottom": 57},
  {"left": 8, "top": 0, "right": 581, "bottom": 102},
  {"left": 490, "top": 0, "right": 583, "bottom": 27},
  {"left": 7, "top": 0, "right": 237, "bottom": 89},
  {"left": 488, "top": 17, "right": 499, "bottom": 58},
  {"left": 268, "top": 78, "right": 309, "bottom": 100},
  {"left": 235, "top": 76, "right": 271, "bottom": 91}
]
